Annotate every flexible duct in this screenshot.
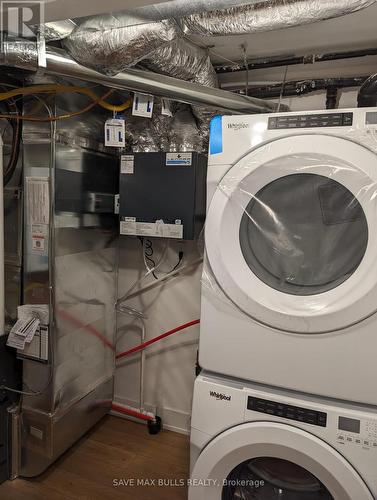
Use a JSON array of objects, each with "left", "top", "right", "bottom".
[
  {"left": 182, "top": 0, "right": 376, "bottom": 36},
  {"left": 64, "top": 17, "right": 180, "bottom": 76},
  {"left": 62, "top": 0, "right": 374, "bottom": 132},
  {"left": 64, "top": 0, "right": 376, "bottom": 76}
]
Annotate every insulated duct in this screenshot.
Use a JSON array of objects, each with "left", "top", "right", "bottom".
[
  {"left": 63, "top": 17, "right": 218, "bottom": 91},
  {"left": 0, "top": 41, "right": 277, "bottom": 113},
  {"left": 63, "top": 0, "right": 376, "bottom": 76},
  {"left": 182, "top": 0, "right": 376, "bottom": 36},
  {"left": 62, "top": 0, "right": 375, "bottom": 129}
]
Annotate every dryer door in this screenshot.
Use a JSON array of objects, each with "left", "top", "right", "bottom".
[
  {"left": 189, "top": 422, "right": 373, "bottom": 500},
  {"left": 205, "top": 134, "right": 377, "bottom": 333}
]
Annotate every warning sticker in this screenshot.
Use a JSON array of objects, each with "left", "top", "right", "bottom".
[
  {"left": 166, "top": 153, "right": 192, "bottom": 166},
  {"left": 31, "top": 224, "right": 48, "bottom": 254},
  {"left": 26, "top": 177, "right": 50, "bottom": 225}
]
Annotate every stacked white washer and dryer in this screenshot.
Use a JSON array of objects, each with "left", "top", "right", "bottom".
[{"left": 189, "top": 108, "right": 377, "bottom": 500}]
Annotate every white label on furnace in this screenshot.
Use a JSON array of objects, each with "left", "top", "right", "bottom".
[
  {"left": 166, "top": 153, "right": 192, "bottom": 166},
  {"left": 26, "top": 177, "right": 50, "bottom": 225},
  {"left": 132, "top": 93, "right": 154, "bottom": 118},
  {"left": 120, "top": 219, "right": 183, "bottom": 239},
  {"left": 121, "top": 155, "right": 134, "bottom": 174},
  {"left": 105, "top": 118, "right": 126, "bottom": 147}
]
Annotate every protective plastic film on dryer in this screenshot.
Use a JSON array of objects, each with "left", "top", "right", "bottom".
[{"left": 204, "top": 144, "right": 376, "bottom": 319}]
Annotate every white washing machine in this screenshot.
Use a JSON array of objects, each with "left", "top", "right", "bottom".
[
  {"left": 200, "top": 107, "right": 377, "bottom": 406},
  {"left": 189, "top": 373, "right": 377, "bottom": 500}
]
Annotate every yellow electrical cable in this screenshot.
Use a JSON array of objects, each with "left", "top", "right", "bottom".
[
  {"left": 0, "top": 89, "right": 128, "bottom": 122},
  {"left": 0, "top": 84, "right": 132, "bottom": 112}
]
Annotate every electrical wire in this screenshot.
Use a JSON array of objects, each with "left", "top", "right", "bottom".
[
  {"left": 0, "top": 89, "right": 129, "bottom": 122},
  {"left": 116, "top": 239, "right": 170, "bottom": 308},
  {"left": 140, "top": 237, "right": 183, "bottom": 280},
  {"left": 126, "top": 258, "right": 203, "bottom": 300},
  {"left": 141, "top": 238, "right": 158, "bottom": 279},
  {"left": 278, "top": 65, "right": 289, "bottom": 112},
  {"left": 0, "top": 84, "right": 132, "bottom": 113},
  {"left": 0, "top": 83, "right": 21, "bottom": 184},
  {"left": 0, "top": 377, "right": 52, "bottom": 397}
]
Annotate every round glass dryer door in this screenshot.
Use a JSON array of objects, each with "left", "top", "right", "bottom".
[
  {"left": 223, "top": 457, "right": 333, "bottom": 499},
  {"left": 239, "top": 173, "right": 368, "bottom": 296},
  {"left": 188, "top": 422, "right": 373, "bottom": 500},
  {"left": 205, "top": 135, "right": 377, "bottom": 333}
]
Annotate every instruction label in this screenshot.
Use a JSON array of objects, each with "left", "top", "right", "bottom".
[
  {"left": 120, "top": 217, "right": 183, "bottom": 239},
  {"left": 132, "top": 93, "right": 154, "bottom": 118},
  {"left": 166, "top": 153, "right": 192, "bottom": 166},
  {"left": 26, "top": 177, "right": 50, "bottom": 225},
  {"left": 19, "top": 325, "right": 49, "bottom": 362},
  {"left": 121, "top": 155, "right": 134, "bottom": 174},
  {"left": 105, "top": 118, "right": 126, "bottom": 147}
]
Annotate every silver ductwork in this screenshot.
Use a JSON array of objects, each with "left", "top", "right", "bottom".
[
  {"left": 182, "top": 0, "right": 377, "bottom": 36},
  {"left": 123, "top": 0, "right": 266, "bottom": 20},
  {"left": 41, "top": 1, "right": 268, "bottom": 41},
  {"left": 61, "top": 0, "right": 375, "bottom": 129},
  {"left": 64, "top": 17, "right": 180, "bottom": 76},
  {"left": 141, "top": 38, "right": 218, "bottom": 89},
  {"left": 63, "top": 16, "right": 218, "bottom": 94},
  {"left": 63, "top": 0, "right": 375, "bottom": 77},
  {"left": 0, "top": 42, "right": 277, "bottom": 114}
]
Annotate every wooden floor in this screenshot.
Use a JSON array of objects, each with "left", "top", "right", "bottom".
[{"left": 0, "top": 416, "right": 190, "bottom": 500}]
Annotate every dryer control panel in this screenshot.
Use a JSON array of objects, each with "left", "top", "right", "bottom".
[
  {"left": 268, "top": 112, "right": 353, "bottom": 130},
  {"left": 337, "top": 416, "right": 377, "bottom": 450},
  {"left": 247, "top": 396, "right": 327, "bottom": 427}
]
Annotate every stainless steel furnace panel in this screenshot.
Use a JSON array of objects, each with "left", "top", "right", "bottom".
[{"left": 18, "top": 94, "right": 119, "bottom": 477}]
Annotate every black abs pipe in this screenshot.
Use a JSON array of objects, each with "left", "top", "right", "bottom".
[
  {"left": 215, "top": 48, "right": 377, "bottom": 74},
  {"left": 233, "top": 77, "right": 366, "bottom": 99},
  {"left": 357, "top": 74, "right": 377, "bottom": 107}
]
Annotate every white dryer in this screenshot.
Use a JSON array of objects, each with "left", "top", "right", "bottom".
[
  {"left": 189, "top": 374, "right": 377, "bottom": 500},
  {"left": 200, "top": 108, "right": 377, "bottom": 406}
]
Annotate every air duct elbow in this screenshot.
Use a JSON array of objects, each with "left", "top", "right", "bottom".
[{"left": 358, "top": 74, "right": 377, "bottom": 107}]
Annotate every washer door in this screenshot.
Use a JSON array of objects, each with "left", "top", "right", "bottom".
[
  {"left": 189, "top": 422, "right": 373, "bottom": 500},
  {"left": 205, "top": 134, "right": 377, "bottom": 333}
]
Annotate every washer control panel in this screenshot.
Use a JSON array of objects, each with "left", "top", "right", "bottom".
[{"left": 247, "top": 396, "right": 327, "bottom": 427}]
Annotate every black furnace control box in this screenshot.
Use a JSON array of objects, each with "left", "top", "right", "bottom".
[{"left": 119, "top": 152, "right": 207, "bottom": 240}]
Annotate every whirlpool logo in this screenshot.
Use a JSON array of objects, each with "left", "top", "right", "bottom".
[
  {"left": 227, "top": 122, "right": 250, "bottom": 131},
  {"left": 210, "top": 390, "right": 232, "bottom": 402}
]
